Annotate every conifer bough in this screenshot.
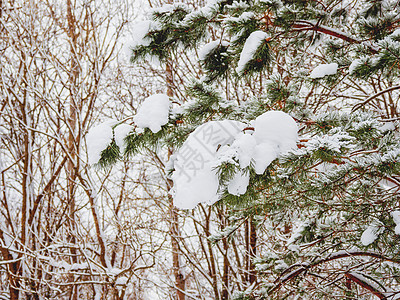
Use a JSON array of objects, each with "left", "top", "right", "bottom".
[{"left": 89, "top": 0, "right": 400, "bottom": 298}]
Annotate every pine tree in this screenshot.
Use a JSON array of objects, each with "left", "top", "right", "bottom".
[{"left": 92, "top": 0, "right": 400, "bottom": 298}]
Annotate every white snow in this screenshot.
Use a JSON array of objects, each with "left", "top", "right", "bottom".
[
  {"left": 230, "top": 132, "right": 257, "bottom": 168},
  {"left": 152, "top": 3, "right": 175, "bottom": 14},
  {"left": 227, "top": 171, "right": 250, "bottom": 196},
  {"left": 380, "top": 121, "right": 395, "bottom": 132},
  {"left": 349, "top": 59, "right": 361, "bottom": 74},
  {"left": 361, "top": 224, "right": 382, "bottom": 246},
  {"left": 310, "top": 63, "right": 338, "bottom": 78},
  {"left": 391, "top": 28, "right": 400, "bottom": 37},
  {"left": 201, "top": 0, "right": 224, "bottom": 17},
  {"left": 134, "top": 94, "right": 170, "bottom": 133},
  {"left": 223, "top": 11, "right": 254, "bottom": 24},
  {"left": 253, "top": 111, "right": 298, "bottom": 150},
  {"left": 392, "top": 211, "right": 400, "bottom": 234},
  {"left": 198, "top": 40, "right": 229, "bottom": 60},
  {"left": 307, "top": 132, "right": 351, "bottom": 153},
  {"left": 287, "top": 221, "right": 308, "bottom": 245},
  {"left": 274, "top": 260, "right": 289, "bottom": 271},
  {"left": 131, "top": 20, "right": 156, "bottom": 48},
  {"left": 172, "top": 111, "right": 298, "bottom": 208},
  {"left": 49, "top": 258, "right": 90, "bottom": 271},
  {"left": 226, "top": 1, "right": 250, "bottom": 10},
  {"left": 348, "top": 272, "right": 384, "bottom": 294},
  {"left": 115, "top": 276, "right": 128, "bottom": 285},
  {"left": 253, "top": 143, "right": 279, "bottom": 174},
  {"left": 395, "top": 223, "right": 400, "bottom": 236},
  {"left": 236, "top": 31, "right": 269, "bottom": 74},
  {"left": 172, "top": 120, "right": 245, "bottom": 209},
  {"left": 114, "top": 124, "right": 134, "bottom": 152},
  {"left": 226, "top": 111, "right": 298, "bottom": 175},
  {"left": 389, "top": 292, "right": 400, "bottom": 300},
  {"left": 86, "top": 120, "right": 117, "bottom": 165},
  {"left": 252, "top": 111, "right": 298, "bottom": 174}
]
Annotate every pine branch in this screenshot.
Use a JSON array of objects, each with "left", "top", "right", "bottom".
[
  {"left": 291, "top": 20, "right": 378, "bottom": 54},
  {"left": 345, "top": 272, "right": 386, "bottom": 299},
  {"left": 292, "top": 20, "right": 360, "bottom": 44},
  {"left": 269, "top": 250, "right": 400, "bottom": 295},
  {"left": 352, "top": 85, "right": 400, "bottom": 112}
]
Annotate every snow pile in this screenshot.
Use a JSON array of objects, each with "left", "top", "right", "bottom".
[
  {"left": 227, "top": 171, "right": 250, "bottom": 196},
  {"left": 252, "top": 111, "right": 298, "bottom": 174},
  {"left": 198, "top": 40, "right": 229, "bottom": 60},
  {"left": 131, "top": 20, "right": 157, "bottom": 48},
  {"left": 229, "top": 133, "right": 257, "bottom": 168},
  {"left": 134, "top": 94, "right": 170, "bottom": 133},
  {"left": 361, "top": 222, "right": 382, "bottom": 246},
  {"left": 201, "top": 0, "right": 225, "bottom": 17},
  {"left": 236, "top": 31, "right": 269, "bottom": 74},
  {"left": 172, "top": 120, "right": 246, "bottom": 209},
  {"left": 222, "top": 111, "right": 298, "bottom": 176},
  {"left": 392, "top": 211, "right": 400, "bottom": 234},
  {"left": 223, "top": 11, "right": 254, "bottom": 24},
  {"left": 172, "top": 111, "right": 298, "bottom": 209},
  {"left": 86, "top": 120, "right": 117, "bottom": 165},
  {"left": 310, "top": 63, "right": 338, "bottom": 78}
]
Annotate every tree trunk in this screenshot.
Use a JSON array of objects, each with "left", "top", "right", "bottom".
[{"left": 249, "top": 218, "right": 257, "bottom": 284}]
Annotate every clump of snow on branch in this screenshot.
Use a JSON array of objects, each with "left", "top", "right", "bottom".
[
  {"left": 131, "top": 20, "right": 157, "bottom": 48},
  {"left": 392, "top": 211, "right": 400, "bottom": 235},
  {"left": 252, "top": 111, "right": 298, "bottom": 174},
  {"left": 198, "top": 40, "right": 229, "bottom": 60},
  {"left": 133, "top": 94, "right": 170, "bottom": 133},
  {"left": 361, "top": 222, "right": 383, "bottom": 246},
  {"left": 171, "top": 120, "right": 246, "bottom": 209},
  {"left": 152, "top": 3, "right": 189, "bottom": 14},
  {"left": 236, "top": 30, "right": 269, "bottom": 74},
  {"left": 310, "top": 63, "right": 338, "bottom": 78},
  {"left": 229, "top": 133, "right": 257, "bottom": 169},
  {"left": 115, "top": 276, "right": 128, "bottom": 286},
  {"left": 172, "top": 111, "right": 298, "bottom": 209},
  {"left": 123, "top": 20, "right": 160, "bottom": 62},
  {"left": 228, "top": 171, "right": 250, "bottom": 196},
  {"left": 201, "top": 0, "right": 226, "bottom": 17},
  {"left": 223, "top": 11, "right": 254, "bottom": 27},
  {"left": 86, "top": 120, "right": 117, "bottom": 165}
]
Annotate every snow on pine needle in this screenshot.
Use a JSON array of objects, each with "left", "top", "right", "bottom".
[
  {"left": 198, "top": 40, "right": 229, "bottom": 61},
  {"left": 171, "top": 111, "right": 298, "bottom": 209},
  {"left": 133, "top": 94, "right": 171, "bottom": 133},
  {"left": 86, "top": 120, "right": 117, "bottom": 165},
  {"left": 236, "top": 30, "right": 269, "bottom": 74},
  {"left": 171, "top": 120, "right": 246, "bottom": 209},
  {"left": 309, "top": 63, "right": 338, "bottom": 79}
]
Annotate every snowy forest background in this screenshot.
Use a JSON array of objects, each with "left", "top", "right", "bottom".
[{"left": 1, "top": 0, "right": 400, "bottom": 299}]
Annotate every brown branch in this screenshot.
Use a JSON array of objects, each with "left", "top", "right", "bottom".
[
  {"left": 270, "top": 251, "right": 400, "bottom": 295},
  {"left": 345, "top": 272, "right": 386, "bottom": 299},
  {"left": 75, "top": 172, "right": 108, "bottom": 268},
  {"left": 292, "top": 21, "right": 360, "bottom": 44},
  {"left": 28, "top": 155, "right": 68, "bottom": 226},
  {"left": 352, "top": 85, "right": 400, "bottom": 112},
  {"left": 291, "top": 21, "right": 378, "bottom": 54}
]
